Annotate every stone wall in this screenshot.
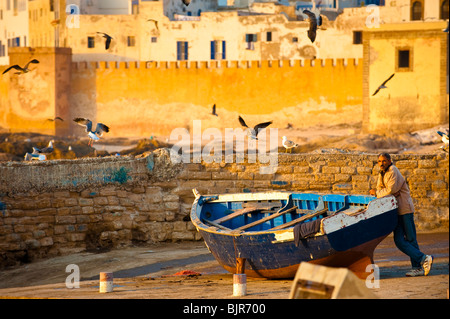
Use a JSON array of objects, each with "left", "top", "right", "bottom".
[{"left": 0, "top": 150, "right": 448, "bottom": 269}]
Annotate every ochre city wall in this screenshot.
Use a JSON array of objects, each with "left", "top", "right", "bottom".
[
  {"left": 70, "top": 58, "right": 363, "bottom": 137},
  {"left": 0, "top": 150, "right": 448, "bottom": 269},
  {"left": 0, "top": 47, "right": 364, "bottom": 138}
]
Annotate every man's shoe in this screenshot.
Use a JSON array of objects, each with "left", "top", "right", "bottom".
[
  {"left": 422, "top": 255, "right": 433, "bottom": 276},
  {"left": 405, "top": 268, "right": 424, "bottom": 277}
]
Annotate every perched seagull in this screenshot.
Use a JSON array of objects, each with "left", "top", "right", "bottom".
[
  {"left": 303, "top": 9, "right": 322, "bottom": 43},
  {"left": 182, "top": 0, "right": 191, "bottom": 6},
  {"left": 211, "top": 104, "right": 218, "bottom": 116},
  {"left": 147, "top": 19, "right": 159, "bottom": 31},
  {"left": 238, "top": 116, "right": 272, "bottom": 140},
  {"left": 2, "top": 59, "right": 39, "bottom": 75},
  {"left": 437, "top": 130, "right": 449, "bottom": 152},
  {"left": 24, "top": 152, "right": 46, "bottom": 161},
  {"left": 372, "top": 73, "right": 395, "bottom": 96},
  {"left": 73, "top": 117, "right": 110, "bottom": 146},
  {"left": 282, "top": 136, "right": 298, "bottom": 153},
  {"left": 97, "top": 32, "right": 113, "bottom": 50}
]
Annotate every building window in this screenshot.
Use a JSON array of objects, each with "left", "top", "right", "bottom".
[
  {"left": 411, "top": 1, "right": 423, "bottom": 21},
  {"left": 151, "top": 37, "right": 157, "bottom": 43},
  {"left": 177, "top": 41, "right": 188, "bottom": 61},
  {"left": 353, "top": 31, "right": 363, "bottom": 44},
  {"left": 266, "top": 31, "right": 272, "bottom": 42},
  {"left": 396, "top": 47, "right": 413, "bottom": 72},
  {"left": 398, "top": 50, "right": 409, "bottom": 67},
  {"left": 292, "top": 37, "right": 298, "bottom": 43},
  {"left": 87, "top": 36, "right": 95, "bottom": 48},
  {"left": 441, "top": 0, "right": 449, "bottom": 19},
  {"left": 245, "top": 33, "right": 257, "bottom": 50},
  {"left": 50, "top": 0, "right": 54, "bottom": 11},
  {"left": 211, "top": 40, "right": 226, "bottom": 60},
  {"left": 127, "top": 36, "right": 136, "bottom": 47},
  {"left": 132, "top": 4, "right": 139, "bottom": 14}
]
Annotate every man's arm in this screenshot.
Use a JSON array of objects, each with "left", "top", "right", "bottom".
[{"left": 376, "top": 169, "right": 403, "bottom": 198}]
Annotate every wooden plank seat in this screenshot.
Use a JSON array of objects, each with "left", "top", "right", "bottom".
[
  {"left": 235, "top": 206, "right": 298, "bottom": 231},
  {"left": 269, "top": 204, "right": 350, "bottom": 231},
  {"left": 269, "top": 207, "right": 328, "bottom": 230},
  {"left": 211, "top": 202, "right": 282, "bottom": 225}
]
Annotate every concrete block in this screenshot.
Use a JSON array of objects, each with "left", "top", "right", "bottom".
[{"left": 289, "top": 263, "right": 377, "bottom": 299}]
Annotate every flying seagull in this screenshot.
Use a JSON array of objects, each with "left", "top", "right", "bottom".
[
  {"left": 97, "top": 32, "right": 113, "bottom": 50},
  {"left": 2, "top": 59, "right": 39, "bottom": 75},
  {"left": 437, "top": 129, "right": 449, "bottom": 152},
  {"left": 147, "top": 19, "right": 159, "bottom": 31},
  {"left": 46, "top": 117, "right": 64, "bottom": 122},
  {"left": 303, "top": 9, "right": 322, "bottom": 43},
  {"left": 182, "top": 0, "right": 191, "bottom": 6},
  {"left": 238, "top": 116, "right": 272, "bottom": 140},
  {"left": 24, "top": 140, "right": 54, "bottom": 161},
  {"left": 73, "top": 117, "right": 110, "bottom": 146},
  {"left": 282, "top": 136, "right": 298, "bottom": 153},
  {"left": 33, "top": 140, "right": 54, "bottom": 155},
  {"left": 372, "top": 73, "right": 395, "bottom": 96},
  {"left": 211, "top": 104, "right": 218, "bottom": 116}
]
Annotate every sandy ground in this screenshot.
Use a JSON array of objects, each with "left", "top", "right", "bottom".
[{"left": 0, "top": 233, "right": 447, "bottom": 300}]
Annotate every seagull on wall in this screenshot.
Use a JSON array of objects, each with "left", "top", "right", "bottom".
[
  {"left": 2, "top": 59, "right": 39, "bottom": 75},
  {"left": 437, "top": 129, "right": 449, "bottom": 152},
  {"left": 182, "top": 0, "right": 191, "bottom": 6},
  {"left": 97, "top": 32, "right": 113, "bottom": 50},
  {"left": 303, "top": 9, "right": 322, "bottom": 43},
  {"left": 282, "top": 136, "right": 298, "bottom": 153},
  {"left": 372, "top": 73, "right": 395, "bottom": 96},
  {"left": 73, "top": 117, "right": 110, "bottom": 146},
  {"left": 238, "top": 116, "right": 272, "bottom": 140},
  {"left": 211, "top": 104, "right": 218, "bottom": 116}
]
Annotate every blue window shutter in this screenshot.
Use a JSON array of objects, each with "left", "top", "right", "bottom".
[
  {"left": 222, "top": 41, "right": 226, "bottom": 60},
  {"left": 177, "top": 41, "right": 181, "bottom": 60},
  {"left": 184, "top": 41, "right": 188, "bottom": 60},
  {"left": 211, "top": 41, "right": 215, "bottom": 60}
]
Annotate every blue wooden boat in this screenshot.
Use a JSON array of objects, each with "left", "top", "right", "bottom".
[{"left": 190, "top": 190, "right": 398, "bottom": 279}]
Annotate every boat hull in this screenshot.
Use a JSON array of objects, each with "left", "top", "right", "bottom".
[{"left": 192, "top": 192, "right": 398, "bottom": 279}]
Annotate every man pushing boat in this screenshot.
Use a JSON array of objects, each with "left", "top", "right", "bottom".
[{"left": 370, "top": 153, "right": 433, "bottom": 277}]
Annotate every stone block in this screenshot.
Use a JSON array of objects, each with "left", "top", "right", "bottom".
[
  {"left": 79, "top": 198, "right": 94, "bottom": 206},
  {"left": 322, "top": 166, "right": 340, "bottom": 174},
  {"left": 395, "top": 160, "right": 418, "bottom": 169},
  {"left": 335, "top": 174, "right": 351, "bottom": 182},
  {"left": 99, "top": 187, "right": 117, "bottom": 196},
  {"left": 293, "top": 166, "right": 311, "bottom": 174},
  {"left": 418, "top": 160, "right": 437, "bottom": 168},
  {"left": 40, "top": 237, "right": 54, "bottom": 246},
  {"left": 93, "top": 197, "right": 109, "bottom": 206},
  {"left": 172, "top": 231, "right": 195, "bottom": 241},
  {"left": 173, "top": 221, "right": 187, "bottom": 232}
]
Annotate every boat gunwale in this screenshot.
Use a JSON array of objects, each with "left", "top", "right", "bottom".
[{"left": 190, "top": 191, "right": 391, "bottom": 237}]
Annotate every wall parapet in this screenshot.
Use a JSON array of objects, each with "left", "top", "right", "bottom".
[
  {"left": 0, "top": 150, "right": 447, "bottom": 269},
  {"left": 70, "top": 58, "right": 362, "bottom": 71}
]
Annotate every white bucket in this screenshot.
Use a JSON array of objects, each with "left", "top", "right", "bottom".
[{"left": 99, "top": 272, "right": 113, "bottom": 293}]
